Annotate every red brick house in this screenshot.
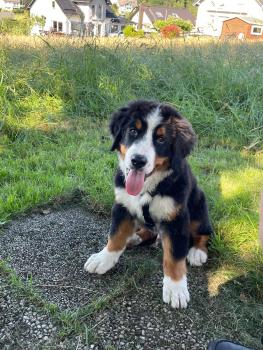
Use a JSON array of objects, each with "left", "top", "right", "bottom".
[{"left": 221, "top": 16, "right": 263, "bottom": 40}]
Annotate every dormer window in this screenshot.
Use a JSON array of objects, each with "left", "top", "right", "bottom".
[{"left": 52, "top": 1, "right": 55, "bottom": 8}]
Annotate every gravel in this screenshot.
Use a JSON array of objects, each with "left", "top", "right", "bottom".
[{"left": 0, "top": 206, "right": 260, "bottom": 349}]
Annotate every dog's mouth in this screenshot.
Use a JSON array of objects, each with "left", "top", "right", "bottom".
[{"left": 125, "top": 168, "right": 154, "bottom": 196}]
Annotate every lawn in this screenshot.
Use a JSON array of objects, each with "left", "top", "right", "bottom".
[{"left": 0, "top": 35, "right": 263, "bottom": 347}]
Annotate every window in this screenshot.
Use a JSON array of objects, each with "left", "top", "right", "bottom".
[
  {"left": 52, "top": 1, "right": 55, "bottom": 8},
  {"left": 53, "top": 21, "right": 63, "bottom": 32},
  {"left": 251, "top": 25, "right": 263, "bottom": 35},
  {"left": 53, "top": 21, "right": 57, "bottom": 31},
  {"left": 91, "top": 5, "right": 96, "bottom": 17},
  {"left": 98, "top": 4, "right": 102, "bottom": 19},
  {"left": 110, "top": 24, "right": 119, "bottom": 33}
]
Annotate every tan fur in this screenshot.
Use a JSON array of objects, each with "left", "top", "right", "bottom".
[
  {"left": 119, "top": 144, "right": 127, "bottom": 160},
  {"left": 107, "top": 219, "right": 135, "bottom": 252},
  {"left": 162, "top": 235, "right": 187, "bottom": 281},
  {"left": 135, "top": 119, "right": 142, "bottom": 129},
  {"left": 156, "top": 126, "right": 166, "bottom": 137},
  {"left": 194, "top": 235, "right": 209, "bottom": 253},
  {"left": 136, "top": 227, "right": 156, "bottom": 241},
  {"left": 155, "top": 156, "right": 170, "bottom": 171},
  {"left": 189, "top": 220, "right": 209, "bottom": 253},
  {"left": 168, "top": 204, "right": 182, "bottom": 220}
]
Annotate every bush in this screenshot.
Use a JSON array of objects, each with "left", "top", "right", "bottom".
[
  {"left": 0, "top": 14, "right": 44, "bottom": 35},
  {"left": 154, "top": 16, "right": 193, "bottom": 32},
  {"left": 123, "top": 25, "right": 144, "bottom": 38},
  {"left": 160, "top": 24, "right": 181, "bottom": 39}
]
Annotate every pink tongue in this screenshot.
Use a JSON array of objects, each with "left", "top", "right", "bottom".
[{"left": 126, "top": 169, "right": 145, "bottom": 196}]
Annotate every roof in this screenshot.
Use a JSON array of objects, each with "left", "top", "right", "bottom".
[
  {"left": 106, "top": 5, "right": 118, "bottom": 19},
  {"left": 224, "top": 16, "right": 263, "bottom": 25},
  {"left": 132, "top": 5, "right": 195, "bottom": 24},
  {"left": 28, "top": 0, "right": 83, "bottom": 17},
  {"left": 194, "top": 0, "right": 263, "bottom": 6}
]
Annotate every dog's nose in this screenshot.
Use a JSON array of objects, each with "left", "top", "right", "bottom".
[{"left": 131, "top": 155, "right": 147, "bottom": 169}]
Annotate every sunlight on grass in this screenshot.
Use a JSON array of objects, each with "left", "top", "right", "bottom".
[
  {"left": 220, "top": 168, "right": 263, "bottom": 201},
  {"left": 6, "top": 94, "right": 64, "bottom": 132},
  {"left": 208, "top": 266, "right": 241, "bottom": 297}
]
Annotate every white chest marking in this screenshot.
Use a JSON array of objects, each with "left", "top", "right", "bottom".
[{"left": 115, "top": 170, "right": 175, "bottom": 223}]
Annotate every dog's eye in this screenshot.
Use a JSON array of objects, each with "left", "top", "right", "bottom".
[
  {"left": 129, "top": 128, "right": 138, "bottom": 137},
  {"left": 157, "top": 137, "right": 165, "bottom": 144}
]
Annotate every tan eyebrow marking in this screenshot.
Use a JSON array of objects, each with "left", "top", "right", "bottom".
[
  {"left": 135, "top": 119, "right": 142, "bottom": 129},
  {"left": 156, "top": 126, "right": 166, "bottom": 137}
]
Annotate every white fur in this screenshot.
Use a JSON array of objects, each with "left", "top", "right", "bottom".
[
  {"left": 84, "top": 247, "right": 123, "bottom": 274},
  {"left": 187, "top": 247, "right": 208, "bottom": 267},
  {"left": 150, "top": 195, "right": 176, "bottom": 222},
  {"left": 115, "top": 172, "right": 174, "bottom": 223},
  {"left": 126, "top": 233, "right": 143, "bottom": 246},
  {"left": 122, "top": 108, "right": 162, "bottom": 177},
  {"left": 163, "top": 275, "right": 190, "bottom": 309}
]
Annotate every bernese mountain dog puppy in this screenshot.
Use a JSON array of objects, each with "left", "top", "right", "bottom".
[{"left": 85, "top": 100, "right": 213, "bottom": 309}]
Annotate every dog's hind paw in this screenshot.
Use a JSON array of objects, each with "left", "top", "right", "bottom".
[
  {"left": 187, "top": 247, "right": 207, "bottom": 267},
  {"left": 163, "top": 275, "right": 190, "bottom": 309},
  {"left": 84, "top": 247, "right": 122, "bottom": 274}
]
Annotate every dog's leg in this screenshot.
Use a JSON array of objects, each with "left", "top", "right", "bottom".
[
  {"left": 162, "top": 214, "right": 190, "bottom": 309},
  {"left": 187, "top": 189, "right": 213, "bottom": 267},
  {"left": 84, "top": 204, "right": 134, "bottom": 274}
]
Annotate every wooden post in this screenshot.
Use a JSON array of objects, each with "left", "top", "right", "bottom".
[{"left": 260, "top": 191, "right": 263, "bottom": 249}]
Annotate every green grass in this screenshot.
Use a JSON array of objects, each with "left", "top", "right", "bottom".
[{"left": 0, "top": 35, "right": 263, "bottom": 303}]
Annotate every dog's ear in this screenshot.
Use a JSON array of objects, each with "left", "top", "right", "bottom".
[
  {"left": 170, "top": 116, "right": 197, "bottom": 175},
  {"left": 109, "top": 107, "right": 129, "bottom": 151}
]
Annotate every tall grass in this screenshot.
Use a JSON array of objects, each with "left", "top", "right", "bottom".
[{"left": 1, "top": 36, "right": 262, "bottom": 149}]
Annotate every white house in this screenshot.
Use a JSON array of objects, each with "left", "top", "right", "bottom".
[
  {"left": 0, "top": 0, "right": 21, "bottom": 10},
  {"left": 131, "top": 5, "right": 195, "bottom": 32},
  {"left": 194, "top": 0, "right": 263, "bottom": 37},
  {"left": 118, "top": 0, "right": 137, "bottom": 15},
  {"left": 29, "top": 0, "right": 109, "bottom": 36}
]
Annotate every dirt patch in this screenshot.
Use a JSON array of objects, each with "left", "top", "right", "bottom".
[{"left": 0, "top": 206, "right": 261, "bottom": 349}]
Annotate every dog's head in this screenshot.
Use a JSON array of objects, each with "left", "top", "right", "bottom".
[{"left": 110, "top": 100, "right": 196, "bottom": 196}]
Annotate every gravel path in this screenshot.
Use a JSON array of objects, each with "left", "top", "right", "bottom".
[{"left": 0, "top": 206, "right": 261, "bottom": 349}]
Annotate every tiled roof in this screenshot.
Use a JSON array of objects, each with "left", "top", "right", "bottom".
[
  {"left": 133, "top": 5, "right": 195, "bottom": 24},
  {"left": 228, "top": 16, "right": 263, "bottom": 25},
  {"left": 28, "top": 0, "right": 83, "bottom": 17}
]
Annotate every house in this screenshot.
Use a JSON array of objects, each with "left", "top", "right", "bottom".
[
  {"left": 28, "top": 0, "right": 108, "bottom": 36},
  {"left": 194, "top": 0, "right": 263, "bottom": 37},
  {"left": 0, "top": 0, "right": 21, "bottom": 10},
  {"left": 118, "top": 0, "right": 137, "bottom": 15},
  {"left": 105, "top": 6, "right": 127, "bottom": 35},
  {"left": 131, "top": 5, "right": 195, "bottom": 32},
  {"left": 220, "top": 16, "right": 263, "bottom": 40}
]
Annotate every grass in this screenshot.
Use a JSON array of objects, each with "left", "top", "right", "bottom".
[{"left": 0, "top": 35, "right": 263, "bottom": 346}]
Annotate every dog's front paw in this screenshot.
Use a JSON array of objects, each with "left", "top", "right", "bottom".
[
  {"left": 163, "top": 275, "right": 190, "bottom": 309},
  {"left": 84, "top": 248, "right": 122, "bottom": 274},
  {"left": 187, "top": 247, "right": 207, "bottom": 267}
]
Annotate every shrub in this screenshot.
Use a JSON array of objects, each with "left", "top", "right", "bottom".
[
  {"left": 0, "top": 14, "right": 44, "bottom": 35},
  {"left": 123, "top": 25, "right": 144, "bottom": 38},
  {"left": 160, "top": 24, "right": 181, "bottom": 39},
  {"left": 154, "top": 16, "right": 193, "bottom": 32}
]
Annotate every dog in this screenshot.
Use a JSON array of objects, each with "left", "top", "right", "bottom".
[{"left": 84, "top": 100, "right": 213, "bottom": 309}]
